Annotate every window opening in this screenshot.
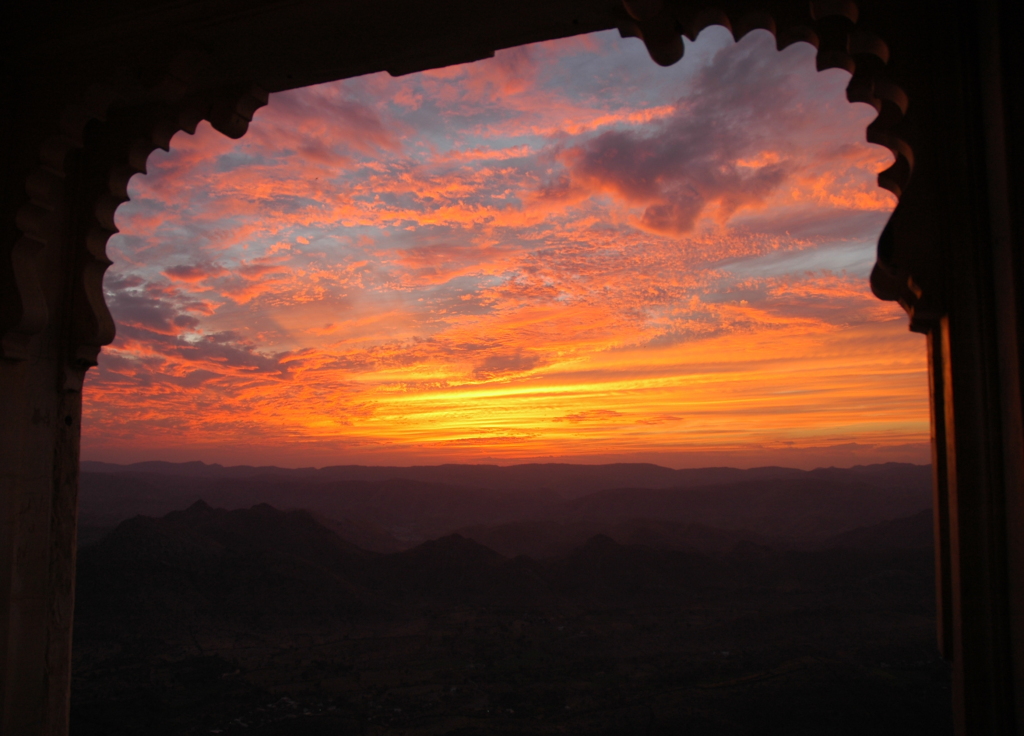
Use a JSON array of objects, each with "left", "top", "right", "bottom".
[
  {"left": 83, "top": 27, "right": 927, "bottom": 469},
  {"left": 73, "top": 27, "right": 949, "bottom": 736}
]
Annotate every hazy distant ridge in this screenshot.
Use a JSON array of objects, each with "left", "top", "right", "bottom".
[
  {"left": 78, "top": 461, "right": 932, "bottom": 550},
  {"left": 81, "top": 460, "right": 927, "bottom": 495}
]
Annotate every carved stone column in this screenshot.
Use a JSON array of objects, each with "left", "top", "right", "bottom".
[
  {"left": 0, "top": 54, "right": 267, "bottom": 732},
  {"left": 0, "top": 90, "right": 89, "bottom": 735},
  {"left": 867, "top": 0, "right": 1024, "bottom": 731}
]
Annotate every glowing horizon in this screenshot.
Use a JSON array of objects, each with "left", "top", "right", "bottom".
[{"left": 82, "top": 27, "right": 929, "bottom": 470}]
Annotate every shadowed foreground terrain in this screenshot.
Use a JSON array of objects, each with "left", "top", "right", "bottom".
[{"left": 71, "top": 467, "right": 951, "bottom": 736}]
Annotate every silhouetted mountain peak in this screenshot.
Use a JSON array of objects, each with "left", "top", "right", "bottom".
[
  {"left": 86, "top": 502, "right": 374, "bottom": 576},
  {"left": 403, "top": 533, "right": 505, "bottom": 564},
  {"left": 728, "top": 539, "right": 777, "bottom": 559},
  {"left": 583, "top": 533, "right": 619, "bottom": 550},
  {"left": 561, "top": 534, "right": 630, "bottom": 564},
  {"left": 428, "top": 533, "right": 477, "bottom": 548},
  {"left": 249, "top": 502, "right": 284, "bottom": 515},
  {"left": 823, "top": 509, "right": 934, "bottom": 550}
]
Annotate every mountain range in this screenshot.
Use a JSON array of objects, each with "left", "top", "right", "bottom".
[
  {"left": 71, "top": 495, "right": 947, "bottom": 736},
  {"left": 75, "top": 497, "right": 935, "bottom": 646},
  {"left": 78, "top": 461, "right": 933, "bottom": 552}
]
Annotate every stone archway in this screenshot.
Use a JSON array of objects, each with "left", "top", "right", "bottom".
[{"left": 2, "top": 2, "right": 1021, "bottom": 734}]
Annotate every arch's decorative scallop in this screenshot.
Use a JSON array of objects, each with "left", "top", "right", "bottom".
[{"left": 3, "top": 1, "right": 912, "bottom": 370}]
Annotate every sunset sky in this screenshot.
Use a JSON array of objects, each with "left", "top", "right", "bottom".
[{"left": 81, "top": 27, "right": 930, "bottom": 469}]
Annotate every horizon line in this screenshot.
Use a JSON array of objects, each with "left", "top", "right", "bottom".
[{"left": 80, "top": 457, "right": 932, "bottom": 473}]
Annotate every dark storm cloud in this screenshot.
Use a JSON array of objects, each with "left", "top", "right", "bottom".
[
  {"left": 110, "top": 322, "right": 291, "bottom": 379},
  {"left": 163, "top": 263, "right": 229, "bottom": 282},
  {"left": 258, "top": 87, "right": 404, "bottom": 156},
  {"left": 561, "top": 33, "right": 825, "bottom": 235},
  {"left": 105, "top": 280, "right": 187, "bottom": 336}
]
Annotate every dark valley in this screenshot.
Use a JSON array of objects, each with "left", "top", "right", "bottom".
[{"left": 71, "top": 462, "right": 951, "bottom": 735}]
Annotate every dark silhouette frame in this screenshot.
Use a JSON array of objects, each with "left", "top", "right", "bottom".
[{"left": 1, "top": 1, "right": 1021, "bottom": 733}]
